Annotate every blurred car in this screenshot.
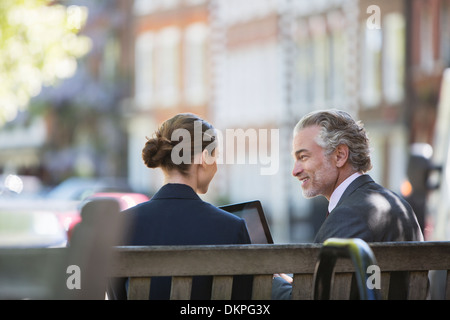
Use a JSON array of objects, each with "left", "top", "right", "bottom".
[
  {"left": 45, "top": 177, "right": 141, "bottom": 240},
  {"left": 88, "top": 192, "right": 150, "bottom": 210},
  {"left": 65, "top": 191, "right": 150, "bottom": 241},
  {"left": 0, "top": 176, "right": 149, "bottom": 247},
  {"left": 45, "top": 177, "right": 133, "bottom": 201},
  {"left": 0, "top": 174, "right": 72, "bottom": 248},
  {"left": 0, "top": 199, "right": 76, "bottom": 248}
]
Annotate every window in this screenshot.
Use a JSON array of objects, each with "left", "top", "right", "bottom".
[
  {"left": 101, "top": 38, "right": 119, "bottom": 83},
  {"left": 327, "top": 11, "right": 346, "bottom": 104},
  {"left": 293, "top": 21, "right": 305, "bottom": 107},
  {"left": 133, "top": 0, "right": 158, "bottom": 15},
  {"left": 382, "top": 13, "right": 405, "bottom": 105},
  {"left": 155, "top": 27, "right": 181, "bottom": 107},
  {"left": 360, "top": 25, "right": 382, "bottom": 108},
  {"left": 133, "top": 0, "right": 180, "bottom": 15},
  {"left": 293, "top": 19, "right": 313, "bottom": 107},
  {"left": 184, "top": 0, "right": 207, "bottom": 5},
  {"left": 420, "top": 4, "right": 434, "bottom": 73},
  {"left": 309, "top": 16, "right": 329, "bottom": 106},
  {"left": 134, "top": 31, "right": 154, "bottom": 109},
  {"left": 441, "top": 1, "right": 450, "bottom": 67},
  {"left": 160, "top": 0, "right": 180, "bottom": 10},
  {"left": 184, "top": 23, "right": 208, "bottom": 106}
]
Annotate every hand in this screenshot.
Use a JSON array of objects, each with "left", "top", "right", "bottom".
[{"left": 273, "top": 273, "right": 293, "bottom": 284}]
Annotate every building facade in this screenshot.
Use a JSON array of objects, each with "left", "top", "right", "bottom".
[
  {"left": 2, "top": 0, "right": 448, "bottom": 242},
  {"left": 124, "top": 0, "right": 211, "bottom": 194},
  {"left": 125, "top": 0, "right": 450, "bottom": 242}
]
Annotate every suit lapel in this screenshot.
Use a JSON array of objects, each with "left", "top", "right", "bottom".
[{"left": 334, "top": 174, "right": 374, "bottom": 208}]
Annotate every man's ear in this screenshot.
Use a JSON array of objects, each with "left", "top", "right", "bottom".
[{"left": 334, "top": 144, "right": 349, "bottom": 168}]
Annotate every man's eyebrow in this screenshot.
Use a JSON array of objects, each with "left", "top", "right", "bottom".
[{"left": 293, "top": 149, "right": 309, "bottom": 157}]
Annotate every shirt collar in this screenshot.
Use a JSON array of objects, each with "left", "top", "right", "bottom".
[
  {"left": 328, "top": 172, "right": 362, "bottom": 213},
  {"left": 152, "top": 183, "right": 201, "bottom": 200}
]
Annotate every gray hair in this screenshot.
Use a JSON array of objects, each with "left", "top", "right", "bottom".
[{"left": 294, "top": 109, "right": 372, "bottom": 173}]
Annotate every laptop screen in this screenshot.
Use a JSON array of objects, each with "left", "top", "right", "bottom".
[{"left": 220, "top": 200, "right": 273, "bottom": 244}]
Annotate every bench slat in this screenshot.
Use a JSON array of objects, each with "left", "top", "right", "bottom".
[
  {"left": 446, "top": 270, "right": 450, "bottom": 300},
  {"left": 292, "top": 274, "right": 313, "bottom": 300},
  {"left": 407, "top": 271, "right": 429, "bottom": 300},
  {"left": 128, "top": 277, "right": 150, "bottom": 300},
  {"left": 251, "top": 275, "right": 273, "bottom": 300},
  {"left": 211, "top": 276, "right": 233, "bottom": 300},
  {"left": 380, "top": 272, "right": 391, "bottom": 300},
  {"left": 371, "top": 243, "right": 450, "bottom": 271},
  {"left": 170, "top": 276, "right": 192, "bottom": 300},
  {"left": 331, "top": 273, "right": 353, "bottom": 299}
]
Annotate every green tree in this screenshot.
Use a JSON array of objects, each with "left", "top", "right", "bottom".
[{"left": 0, "top": 0, "right": 91, "bottom": 124}]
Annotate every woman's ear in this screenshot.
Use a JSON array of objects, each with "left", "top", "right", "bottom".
[
  {"left": 201, "top": 148, "right": 216, "bottom": 167},
  {"left": 192, "top": 151, "right": 203, "bottom": 167},
  {"left": 334, "top": 144, "right": 349, "bottom": 168}
]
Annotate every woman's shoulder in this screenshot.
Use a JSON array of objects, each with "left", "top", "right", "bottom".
[{"left": 199, "top": 201, "right": 245, "bottom": 223}]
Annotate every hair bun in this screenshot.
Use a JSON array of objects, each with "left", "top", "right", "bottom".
[
  {"left": 141, "top": 113, "right": 216, "bottom": 175},
  {"left": 142, "top": 135, "right": 173, "bottom": 168}
]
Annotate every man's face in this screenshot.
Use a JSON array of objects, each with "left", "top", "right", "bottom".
[{"left": 291, "top": 125, "right": 337, "bottom": 200}]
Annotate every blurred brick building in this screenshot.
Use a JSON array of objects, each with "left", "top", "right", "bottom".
[
  {"left": 123, "top": 0, "right": 211, "bottom": 194},
  {"left": 1, "top": 0, "right": 449, "bottom": 242}
]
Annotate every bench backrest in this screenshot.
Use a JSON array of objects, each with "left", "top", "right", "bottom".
[
  {"left": 1, "top": 241, "right": 449, "bottom": 299},
  {"left": 109, "top": 241, "right": 450, "bottom": 300}
]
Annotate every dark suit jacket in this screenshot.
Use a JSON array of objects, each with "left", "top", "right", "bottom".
[
  {"left": 271, "top": 175, "right": 425, "bottom": 300},
  {"left": 313, "top": 175, "right": 424, "bottom": 299},
  {"left": 110, "top": 183, "right": 252, "bottom": 300},
  {"left": 314, "top": 175, "right": 423, "bottom": 243}
]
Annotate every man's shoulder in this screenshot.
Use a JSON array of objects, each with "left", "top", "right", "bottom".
[
  {"left": 342, "top": 175, "right": 400, "bottom": 203},
  {"left": 314, "top": 205, "right": 374, "bottom": 242}
]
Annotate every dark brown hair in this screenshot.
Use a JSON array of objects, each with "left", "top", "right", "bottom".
[{"left": 142, "top": 113, "right": 217, "bottom": 175}]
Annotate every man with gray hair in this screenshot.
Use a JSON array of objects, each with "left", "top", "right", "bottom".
[
  {"left": 272, "top": 109, "right": 423, "bottom": 299},
  {"left": 292, "top": 109, "right": 423, "bottom": 242}
]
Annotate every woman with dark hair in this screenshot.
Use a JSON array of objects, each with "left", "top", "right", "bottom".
[{"left": 116, "top": 113, "right": 252, "bottom": 300}]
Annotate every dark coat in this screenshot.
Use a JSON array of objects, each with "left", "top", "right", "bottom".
[
  {"left": 109, "top": 183, "right": 252, "bottom": 300},
  {"left": 314, "top": 175, "right": 423, "bottom": 243}
]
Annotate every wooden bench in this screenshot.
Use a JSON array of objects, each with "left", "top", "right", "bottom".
[
  {"left": 1, "top": 241, "right": 449, "bottom": 299},
  {"left": 109, "top": 241, "right": 450, "bottom": 300}
]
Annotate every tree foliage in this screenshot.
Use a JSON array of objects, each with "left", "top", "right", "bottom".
[{"left": 0, "top": 0, "right": 91, "bottom": 125}]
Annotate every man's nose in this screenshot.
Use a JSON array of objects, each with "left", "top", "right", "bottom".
[{"left": 292, "top": 161, "right": 303, "bottom": 177}]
